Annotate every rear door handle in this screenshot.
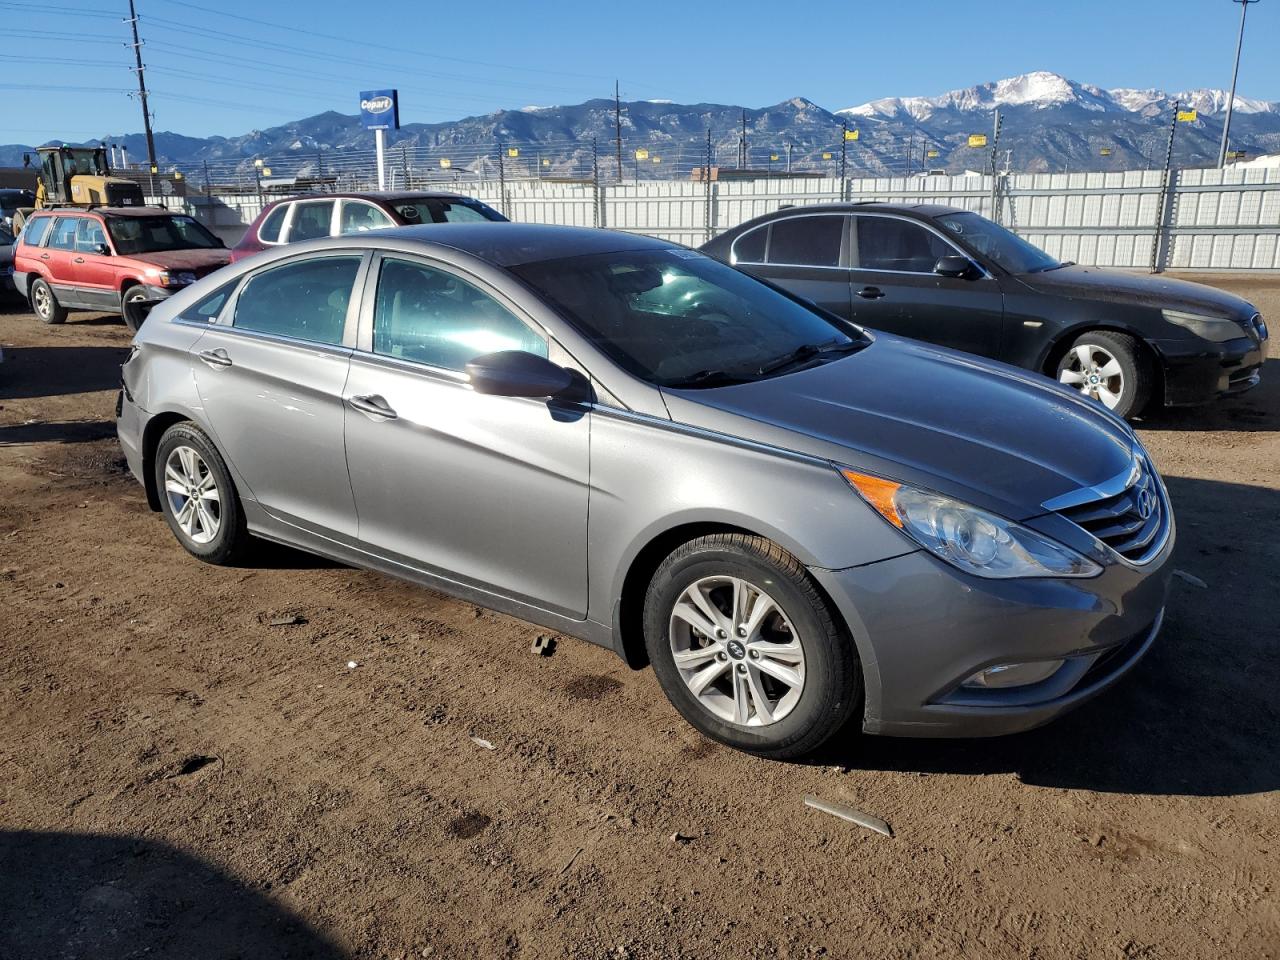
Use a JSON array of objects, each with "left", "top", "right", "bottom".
[
  {"left": 73, "top": 257, "right": 85, "bottom": 264},
  {"left": 197, "top": 348, "right": 232, "bottom": 368},
  {"left": 40, "top": 253, "right": 50, "bottom": 260},
  {"left": 348, "top": 394, "right": 397, "bottom": 420},
  {"left": 857, "top": 286, "right": 886, "bottom": 300}
]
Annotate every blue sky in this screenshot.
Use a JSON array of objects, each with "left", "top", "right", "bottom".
[{"left": 4, "top": 0, "right": 1277, "bottom": 141}]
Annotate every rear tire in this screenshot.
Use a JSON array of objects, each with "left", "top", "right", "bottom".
[
  {"left": 30, "top": 278, "right": 66, "bottom": 325},
  {"left": 154, "top": 422, "right": 252, "bottom": 565},
  {"left": 122, "top": 286, "right": 150, "bottom": 333},
  {"left": 643, "top": 533, "right": 862, "bottom": 760},
  {"left": 1055, "top": 330, "right": 1153, "bottom": 419}
]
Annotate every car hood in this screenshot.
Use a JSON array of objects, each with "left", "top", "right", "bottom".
[
  {"left": 660, "top": 335, "right": 1139, "bottom": 520},
  {"left": 130, "top": 248, "right": 231, "bottom": 275},
  {"left": 1011, "top": 264, "right": 1258, "bottom": 320}
]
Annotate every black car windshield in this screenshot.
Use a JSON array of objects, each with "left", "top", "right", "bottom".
[
  {"left": 107, "top": 215, "right": 222, "bottom": 255},
  {"left": 936, "top": 211, "right": 1062, "bottom": 274},
  {"left": 512, "top": 248, "right": 862, "bottom": 388},
  {"left": 392, "top": 198, "right": 505, "bottom": 225}
]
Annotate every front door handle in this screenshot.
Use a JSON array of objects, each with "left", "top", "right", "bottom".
[
  {"left": 40, "top": 253, "right": 50, "bottom": 260},
  {"left": 197, "top": 348, "right": 232, "bottom": 368},
  {"left": 73, "top": 257, "right": 85, "bottom": 264},
  {"left": 348, "top": 394, "right": 398, "bottom": 420},
  {"left": 857, "top": 286, "right": 886, "bottom": 300}
]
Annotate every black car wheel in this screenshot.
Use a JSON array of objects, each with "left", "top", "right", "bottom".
[
  {"left": 1056, "top": 331, "right": 1153, "bottom": 419},
  {"left": 122, "top": 286, "right": 151, "bottom": 333},
  {"left": 30, "top": 278, "right": 67, "bottom": 324},
  {"left": 644, "top": 533, "right": 862, "bottom": 759}
]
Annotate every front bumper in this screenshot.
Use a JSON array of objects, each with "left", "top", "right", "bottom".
[
  {"left": 1154, "top": 332, "right": 1268, "bottom": 405},
  {"left": 810, "top": 531, "right": 1173, "bottom": 738}
]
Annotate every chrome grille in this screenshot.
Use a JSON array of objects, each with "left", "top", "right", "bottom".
[{"left": 1056, "top": 458, "right": 1168, "bottom": 564}]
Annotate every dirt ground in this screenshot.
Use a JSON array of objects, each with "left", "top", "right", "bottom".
[{"left": 1, "top": 274, "right": 1277, "bottom": 960}]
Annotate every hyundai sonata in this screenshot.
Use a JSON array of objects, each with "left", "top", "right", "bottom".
[{"left": 117, "top": 224, "right": 1173, "bottom": 758}]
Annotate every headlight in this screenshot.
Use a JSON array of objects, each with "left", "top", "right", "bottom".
[
  {"left": 1162, "top": 309, "right": 1247, "bottom": 342},
  {"left": 841, "top": 470, "right": 1102, "bottom": 579},
  {"left": 151, "top": 270, "right": 197, "bottom": 288}
]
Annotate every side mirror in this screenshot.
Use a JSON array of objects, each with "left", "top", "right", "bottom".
[
  {"left": 934, "top": 255, "right": 978, "bottom": 279},
  {"left": 95, "top": 243, "right": 111, "bottom": 257},
  {"left": 465, "top": 350, "right": 575, "bottom": 399}
]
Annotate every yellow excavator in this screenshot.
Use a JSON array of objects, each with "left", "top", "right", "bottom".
[{"left": 11, "top": 144, "right": 145, "bottom": 233}]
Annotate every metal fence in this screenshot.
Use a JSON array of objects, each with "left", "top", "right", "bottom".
[{"left": 155, "top": 163, "right": 1280, "bottom": 272}]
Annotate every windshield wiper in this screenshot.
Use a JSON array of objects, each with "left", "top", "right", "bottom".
[
  {"left": 756, "top": 337, "right": 863, "bottom": 376},
  {"left": 1028, "top": 260, "right": 1075, "bottom": 274},
  {"left": 664, "top": 369, "right": 755, "bottom": 389}
]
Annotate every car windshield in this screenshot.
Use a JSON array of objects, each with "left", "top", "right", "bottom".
[
  {"left": 106, "top": 215, "right": 221, "bottom": 255},
  {"left": 392, "top": 198, "right": 505, "bottom": 225},
  {"left": 935, "top": 211, "right": 1063, "bottom": 274},
  {"left": 512, "top": 248, "right": 864, "bottom": 388}
]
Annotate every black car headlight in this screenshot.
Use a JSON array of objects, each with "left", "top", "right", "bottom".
[{"left": 1161, "top": 309, "right": 1248, "bottom": 342}]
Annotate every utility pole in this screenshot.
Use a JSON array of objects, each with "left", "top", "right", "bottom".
[
  {"left": 739, "top": 109, "right": 747, "bottom": 168},
  {"left": 614, "top": 80, "right": 623, "bottom": 181},
  {"left": 840, "top": 121, "right": 849, "bottom": 201},
  {"left": 125, "top": 0, "right": 158, "bottom": 175},
  {"left": 1218, "top": 0, "right": 1260, "bottom": 167},
  {"left": 785, "top": 142, "right": 793, "bottom": 174}
]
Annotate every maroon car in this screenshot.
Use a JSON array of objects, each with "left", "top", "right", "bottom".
[{"left": 230, "top": 191, "right": 507, "bottom": 262}]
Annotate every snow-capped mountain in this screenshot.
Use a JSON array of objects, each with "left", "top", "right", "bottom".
[{"left": 840, "top": 71, "right": 1279, "bottom": 121}]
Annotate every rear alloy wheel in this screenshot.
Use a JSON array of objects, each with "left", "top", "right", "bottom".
[
  {"left": 122, "top": 286, "right": 151, "bottom": 333},
  {"left": 1056, "top": 331, "right": 1152, "bottom": 419},
  {"left": 644, "top": 533, "right": 861, "bottom": 759},
  {"left": 154, "top": 422, "right": 251, "bottom": 565},
  {"left": 30, "top": 278, "right": 67, "bottom": 325}
]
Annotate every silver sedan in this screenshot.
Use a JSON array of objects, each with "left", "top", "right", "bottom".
[{"left": 118, "top": 224, "right": 1173, "bottom": 758}]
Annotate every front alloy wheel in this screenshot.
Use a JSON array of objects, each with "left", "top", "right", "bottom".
[
  {"left": 644, "top": 533, "right": 861, "bottom": 759},
  {"left": 669, "top": 575, "right": 806, "bottom": 726},
  {"left": 1055, "top": 330, "right": 1152, "bottom": 419}
]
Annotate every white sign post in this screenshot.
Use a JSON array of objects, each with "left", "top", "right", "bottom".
[{"left": 375, "top": 128, "right": 386, "bottom": 190}]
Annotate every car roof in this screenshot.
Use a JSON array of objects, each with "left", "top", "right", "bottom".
[
  {"left": 31, "top": 206, "right": 176, "bottom": 219},
  {"left": 300, "top": 222, "right": 677, "bottom": 268},
  {"left": 265, "top": 190, "right": 478, "bottom": 207},
  {"left": 770, "top": 201, "right": 964, "bottom": 218}
]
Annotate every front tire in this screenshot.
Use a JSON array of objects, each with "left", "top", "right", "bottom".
[
  {"left": 1056, "top": 331, "right": 1153, "bottom": 419},
  {"left": 30, "top": 278, "right": 66, "bottom": 325},
  {"left": 154, "top": 422, "right": 251, "bottom": 565},
  {"left": 643, "top": 533, "right": 862, "bottom": 759},
  {"left": 122, "top": 286, "right": 151, "bottom": 333}
]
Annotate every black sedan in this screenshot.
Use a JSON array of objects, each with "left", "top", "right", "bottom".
[{"left": 701, "top": 203, "right": 1269, "bottom": 418}]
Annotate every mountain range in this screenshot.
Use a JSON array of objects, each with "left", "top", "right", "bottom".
[{"left": 4, "top": 72, "right": 1277, "bottom": 178}]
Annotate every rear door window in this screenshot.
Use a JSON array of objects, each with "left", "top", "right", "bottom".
[
  {"left": 854, "top": 216, "right": 954, "bottom": 273},
  {"left": 20, "top": 216, "right": 52, "bottom": 248},
  {"left": 232, "top": 255, "right": 361, "bottom": 345},
  {"left": 286, "top": 201, "right": 335, "bottom": 242},
  {"left": 257, "top": 204, "right": 288, "bottom": 244},
  {"left": 47, "top": 217, "right": 80, "bottom": 251},
  {"left": 765, "top": 215, "right": 844, "bottom": 267}
]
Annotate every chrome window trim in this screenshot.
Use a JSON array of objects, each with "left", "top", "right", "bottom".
[
  {"left": 851, "top": 212, "right": 994, "bottom": 279},
  {"left": 255, "top": 203, "right": 290, "bottom": 246}
]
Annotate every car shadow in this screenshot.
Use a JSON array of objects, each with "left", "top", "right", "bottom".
[
  {"left": 0, "top": 345, "right": 131, "bottom": 401},
  {"left": 1136, "top": 357, "right": 1278, "bottom": 432},
  {"left": 0, "top": 419, "right": 117, "bottom": 446},
  {"left": 814, "top": 474, "right": 1280, "bottom": 798},
  {"left": 0, "top": 831, "right": 347, "bottom": 960}
]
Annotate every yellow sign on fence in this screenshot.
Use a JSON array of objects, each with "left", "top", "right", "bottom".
[
  {"left": 634, "top": 148, "right": 649, "bottom": 160},
  {"left": 651, "top": 156, "right": 661, "bottom": 163},
  {"left": 507, "top": 147, "right": 519, "bottom": 157},
  {"left": 1100, "top": 147, "right": 1112, "bottom": 156},
  {"left": 968, "top": 134, "right": 988, "bottom": 148},
  {"left": 844, "top": 129, "right": 859, "bottom": 141},
  {"left": 822, "top": 152, "right": 832, "bottom": 160},
  {"left": 927, "top": 149, "right": 939, "bottom": 158},
  {"left": 439, "top": 158, "right": 452, "bottom": 169},
  {"left": 770, "top": 153, "right": 779, "bottom": 161},
  {"left": 1177, "top": 109, "right": 1198, "bottom": 123}
]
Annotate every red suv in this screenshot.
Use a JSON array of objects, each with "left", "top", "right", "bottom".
[
  {"left": 231, "top": 191, "right": 506, "bottom": 262},
  {"left": 14, "top": 207, "right": 231, "bottom": 330}
]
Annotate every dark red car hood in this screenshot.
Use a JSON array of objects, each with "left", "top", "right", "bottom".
[{"left": 130, "top": 248, "right": 231, "bottom": 275}]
